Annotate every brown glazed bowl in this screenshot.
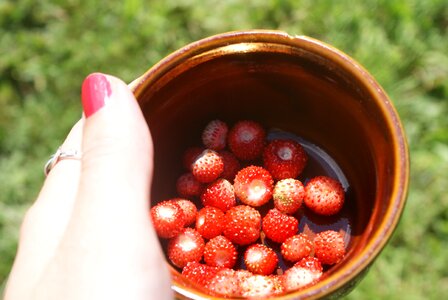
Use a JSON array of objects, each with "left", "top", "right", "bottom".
[{"left": 130, "top": 30, "right": 409, "bottom": 299}]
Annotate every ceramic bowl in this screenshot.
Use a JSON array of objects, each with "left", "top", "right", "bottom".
[{"left": 130, "top": 30, "right": 409, "bottom": 299}]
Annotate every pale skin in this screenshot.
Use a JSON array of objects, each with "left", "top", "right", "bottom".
[{"left": 3, "top": 74, "right": 173, "bottom": 300}]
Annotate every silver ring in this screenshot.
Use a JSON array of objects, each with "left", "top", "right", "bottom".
[{"left": 44, "top": 147, "right": 82, "bottom": 176}]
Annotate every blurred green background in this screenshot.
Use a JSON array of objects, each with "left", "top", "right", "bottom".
[{"left": 1, "top": 0, "right": 447, "bottom": 298}]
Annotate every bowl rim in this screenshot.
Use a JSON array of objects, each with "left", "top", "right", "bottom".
[{"left": 130, "top": 30, "right": 410, "bottom": 299}]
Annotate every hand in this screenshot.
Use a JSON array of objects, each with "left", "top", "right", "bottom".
[{"left": 4, "top": 73, "right": 173, "bottom": 300}]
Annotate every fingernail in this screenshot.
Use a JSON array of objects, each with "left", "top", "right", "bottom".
[{"left": 81, "top": 73, "right": 112, "bottom": 118}]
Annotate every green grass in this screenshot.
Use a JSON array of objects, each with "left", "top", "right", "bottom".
[{"left": 1, "top": 0, "right": 447, "bottom": 298}]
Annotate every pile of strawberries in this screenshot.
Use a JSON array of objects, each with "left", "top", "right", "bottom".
[{"left": 150, "top": 120, "right": 347, "bottom": 298}]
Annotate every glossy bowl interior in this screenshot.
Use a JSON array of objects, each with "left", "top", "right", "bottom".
[{"left": 131, "top": 30, "right": 409, "bottom": 299}]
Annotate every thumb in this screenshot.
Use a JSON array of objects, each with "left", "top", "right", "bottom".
[
  {"left": 77, "top": 73, "right": 153, "bottom": 214},
  {"left": 37, "top": 73, "right": 172, "bottom": 299}
]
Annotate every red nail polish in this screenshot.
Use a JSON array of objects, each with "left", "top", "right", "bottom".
[{"left": 81, "top": 73, "right": 112, "bottom": 118}]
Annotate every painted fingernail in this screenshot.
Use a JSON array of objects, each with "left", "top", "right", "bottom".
[{"left": 81, "top": 73, "right": 112, "bottom": 118}]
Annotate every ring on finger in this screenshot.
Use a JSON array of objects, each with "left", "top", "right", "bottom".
[{"left": 44, "top": 148, "right": 82, "bottom": 176}]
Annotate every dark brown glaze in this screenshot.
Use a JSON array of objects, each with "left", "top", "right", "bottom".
[{"left": 131, "top": 30, "right": 409, "bottom": 300}]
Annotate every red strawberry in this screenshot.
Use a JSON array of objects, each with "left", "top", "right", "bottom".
[
  {"left": 262, "top": 208, "right": 299, "bottom": 243},
  {"left": 201, "top": 178, "right": 236, "bottom": 212},
  {"left": 176, "top": 173, "right": 204, "bottom": 198},
  {"left": 182, "top": 146, "right": 204, "bottom": 170},
  {"left": 218, "top": 150, "right": 241, "bottom": 182},
  {"left": 205, "top": 268, "right": 240, "bottom": 297},
  {"left": 196, "top": 206, "right": 225, "bottom": 239},
  {"left": 273, "top": 178, "right": 305, "bottom": 214},
  {"left": 296, "top": 256, "right": 323, "bottom": 273},
  {"left": 192, "top": 149, "right": 224, "bottom": 183},
  {"left": 244, "top": 244, "right": 279, "bottom": 275},
  {"left": 233, "top": 165, "right": 274, "bottom": 207},
  {"left": 304, "top": 176, "right": 345, "bottom": 216},
  {"left": 223, "top": 205, "right": 261, "bottom": 245},
  {"left": 202, "top": 119, "right": 228, "bottom": 150},
  {"left": 263, "top": 139, "right": 308, "bottom": 180},
  {"left": 204, "top": 235, "right": 238, "bottom": 269},
  {"left": 182, "top": 262, "right": 221, "bottom": 287},
  {"left": 168, "top": 228, "right": 205, "bottom": 268},
  {"left": 172, "top": 198, "right": 198, "bottom": 226},
  {"left": 150, "top": 200, "right": 186, "bottom": 239},
  {"left": 240, "top": 274, "right": 284, "bottom": 298},
  {"left": 228, "top": 120, "right": 266, "bottom": 161},
  {"left": 314, "top": 230, "right": 346, "bottom": 265},
  {"left": 282, "top": 257, "right": 323, "bottom": 291},
  {"left": 281, "top": 234, "right": 313, "bottom": 262}
]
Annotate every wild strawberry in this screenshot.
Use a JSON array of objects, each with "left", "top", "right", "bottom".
[
  {"left": 192, "top": 149, "right": 224, "bottom": 183},
  {"left": 196, "top": 206, "right": 225, "bottom": 239},
  {"left": 201, "top": 178, "right": 236, "bottom": 212},
  {"left": 228, "top": 120, "right": 266, "bottom": 161},
  {"left": 223, "top": 205, "right": 261, "bottom": 245},
  {"left": 244, "top": 244, "right": 279, "bottom": 275},
  {"left": 240, "top": 274, "right": 284, "bottom": 298},
  {"left": 176, "top": 173, "right": 204, "bottom": 198},
  {"left": 168, "top": 228, "right": 205, "bottom": 268},
  {"left": 304, "top": 176, "right": 345, "bottom": 216},
  {"left": 205, "top": 268, "right": 240, "bottom": 297},
  {"left": 281, "top": 234, "right": 313, "bottom": 262},
  {"left": 206, "top": 269, "right": 254, "bottom": 298},
  {"left": 233, "top": 165, "right": 274, "bottom": 207},
  {"left": 172, "top": 198, "right": 198, "bottom": 226},
  {"left": 202, "top": 119, "right": 228, "bottom": 150},
  {"left": 273, "top": 178, "right": 305, "bottom": 214},
  {"left": 263, "top": 139, "right": 308, "bottom": 180},
  {"left": 314, "top": 230, "right": 346, "bottom": 265},
  {"left": 150, "top": 200, "right": 185, "bottom": 239},
  {"left": 182, "top": 146, "right": 204, "bottom": 170},
  {"left": 282, "top": 257, "right": 323, "bottom": 291},
  {"left": 296, "top": 256, "right": 323, "bottom": 273},
  {"left": 218, "top": 150, "right": 241, "bottom": 182},
  {"left": 262, "top": 208, "right": 298, "bottom": 243},
  {"left": 204, "top": 235, "right": 238, "bottom": 269},
  {"left": 182, "top": 262, "right": 221, "bottom": 287}
]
